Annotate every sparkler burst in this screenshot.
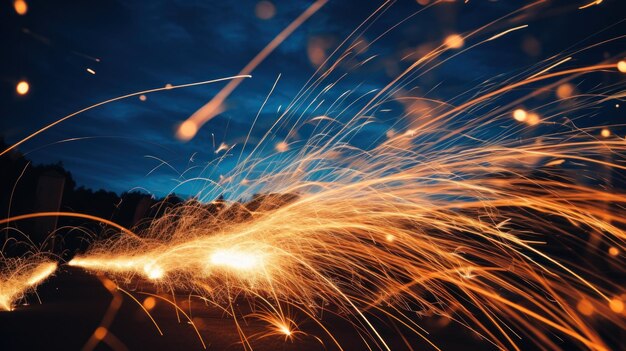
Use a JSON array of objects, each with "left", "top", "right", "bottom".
[{"left": 1, "top": 1, "right": 626, "bottom": 350}]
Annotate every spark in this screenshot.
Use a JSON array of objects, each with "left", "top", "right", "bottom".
[
  {"left": 617, "top": 60, "right": 626, "bottom": 73},
  {"left": 556, "top": 83, "right": 574, "bottom": 99},
  {"left": 275, "top": 141, "right": 289, "bottom": 152},
  {"left": 0, "top": 260, "right": 57, "bottom": 311},
  {"left": 579, "top": 0, "right": 603, "bottom": 10},
  {"left": 86, "top": 68, "right": 96, "bottom": 75},
  {"left": 609, "top": 298, "right": 624, "bottom": 313},
  {"left": 601, "top": 128, "right": 610, "bottom": 138},
  {"left": 13, "top": 0, "right": 27, "bottom": 15},
  {"left": 16, "top": 80, "right": 29, "bottom": 95},
  {"left": 513, "top": 108, "right": 527, "bottom": 122},
  {"left": 528, "top": 57, "right": 572, "bottom": 80},
  {"left": 487, "top": 24, "right": 528, "bottom": 41},
  {"left": 443, "top": 34, "right": 464, "bottom": 49},
  {"left": 178, "top": 0, "right": 328, "bottom": 141}
]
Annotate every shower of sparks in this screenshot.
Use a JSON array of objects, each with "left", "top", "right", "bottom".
[
  {"left": 0, "top": 259, "right": 57, "bottom": 311},
  {"left": 2, "top": 1, "right": 626, "bottom": 351}
]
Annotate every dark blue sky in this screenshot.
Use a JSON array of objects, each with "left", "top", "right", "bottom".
[{"left": 2, "top": 0, "right": 625, "bottom": 198}]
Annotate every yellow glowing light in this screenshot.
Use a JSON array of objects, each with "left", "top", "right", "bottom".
[
  {"left": 139, "top": 94, "right": 147, "bottom": 101},
  {"left": 86, "top": 68, "right": 96, "bottom": 75},
  {"left": 526, "top": 112, "right": 540, "bottom": 126},
  {"left": 577, "top": 299, "right": 594, "bottom": 316},
  {"left": 13, "top": 0, "right": 27, "bottom": 15},
  {"left": 143, "top": 263, "right": 164, "bottom": 280},
  {"left": 0, "top": 261, "right": 57, "bottom": 311},
  {"left": 278, "top": 323, "right": 292, "bottom": 336},
  {"left": 608, "top": 247, "right": 619, "bottom": 256},
  {"left": 275, "top": 141, "right": 289, "bottom": 152},
  {"left": 142, "top": 297, "right": 156, "bottom": 310},
  {"left": 255, "top": 1, "right": 276, "bottom": 20},
  {"left": 618, "top": 61, "right": 626, "bottom": 73},
  {"left": 386, "top": 234, "right": 395, "bottom": 242},
  {"left": 609, "top": 298, "right": 624, "bottom": 313},
  {"left": 176, "top": 121, "right": 199, "bottom": 141},
  {"left": 513, "top": 109, "right": 527, "bottom": 122},
  {"left": 601, "top": 128, "right": 610, "bottom": 138},
  {"left": 444, "top": 34, "right": 464, "bottom": 49},
  {"left": 556, "top": 83, "right": 574, "bottom": 99},
  {"left": 16, "top": 81, "right": 29, "bottom": 95},
  {"left": 94, "top": 327, "right": 108, "bottom": 341},
  {"left": 210, "top": 249, "right": 262, "bottom": 271}
]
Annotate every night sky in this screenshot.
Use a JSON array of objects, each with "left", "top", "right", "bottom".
[{"left": 2, "top": 0, "right": 625, "bottom": 198}]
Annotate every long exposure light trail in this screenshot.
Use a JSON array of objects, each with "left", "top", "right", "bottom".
[{"left": 1, "top": 1, "right": 625, "bottom": 350}]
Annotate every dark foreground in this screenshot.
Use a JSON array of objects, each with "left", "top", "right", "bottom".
[{"left": 0, "top": 267, "right": 494, "bottom": 351}]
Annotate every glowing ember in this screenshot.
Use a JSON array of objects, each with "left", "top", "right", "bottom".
[
  {"left": 13, "top": 0, "right": 27, "bottom": 15},
  {"left": 275, "top": 141, "right": 289, "bottom": 152},
  {"left": 16, "top": 80, "right": 29, "bottom": 95},
  {"left": 176, "top": 120, "right": 199, "bottom": 141},
  {"left": 513, "top": 108, "right": 527, "bottom": 122},
  {"left": 443, "top": 34, "right": 464, "bottom": 49},
  {"left": 609, "top": 298, "right": 624, "bottom": 313}
]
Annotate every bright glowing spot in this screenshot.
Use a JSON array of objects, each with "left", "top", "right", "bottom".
[
  {"left": 139, "top": 94, "right": 147, "bottom": 101},
  {"left": 275, "top": 141, "right": 289, "bottom": 153},
  {"left": 577, "top": 299, "right": 594, "bottom": 316},
  {"left": 618, "top": 61, "right": 626, "bottom": 73},
  {"left": 143, "top": 297, "right": 156, "bottom": 310},
  {"left": 526, "top": 112, "right": 540, "bottom": 126},
  {"left": 443, "top": 34, "right": 464, "bottom": 49},
  {"left": 278, "top": 323, "right": 292, "bottom": 336},
  {"left": 579, "top": 0, "right": 602, "bottom": 10},
  {"left": 513, "top": 109, "right": 527, "bottom": 122},
  {"left": 255, "top": 1, "right": 276, "bottom": 20},
  {"left": 13, "top": 0, "right": 27, "bottom": 15},
  {"left": 210, "top": 249, "right": 262, "bottom": 271},
  {"left": 16, "top": 81, "right": 29, "bottom": 95},
  {"left": 608, "top": 247, "right": 619, "bottom": 256},
  {"left": 86, "top": 68, "right": 96, "bottom": 75},
  {"left": 25, "top": 262, "right": 57, "bottom": 286},
  {"left": 601, "top": 128, "right": 610, "bottom": 138},
  {"left": 164, "top": 83, "right": 173, "bottom": 89},
  {"left": 556, "top": 83, "right": 574, "bottom": 99},
  {"left": 610, "top": 298, "right": 624, "bottom": 313},
  {"left": 177, "top": 121, "right": 199, "bottom": 141},
  {"left": 386, "top": 234, "right": 395, "bottom": 242},
  {"left": 143, "top": 263, "right": 164, "bottom": 280},
  {"left": 94, "top": 327, "right": 108, "bottom": 341}
]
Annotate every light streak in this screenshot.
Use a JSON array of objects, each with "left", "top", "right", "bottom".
[
  {"left": 2, "top": 2, "right": 626, "bottom": 350},
  {"left": 0, "top": 260, "right": 57, "bottom": 311}
]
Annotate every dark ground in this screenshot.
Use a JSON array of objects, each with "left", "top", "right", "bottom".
[{"left": 0, "top": 267, "right": 491, "bottom": 351}]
